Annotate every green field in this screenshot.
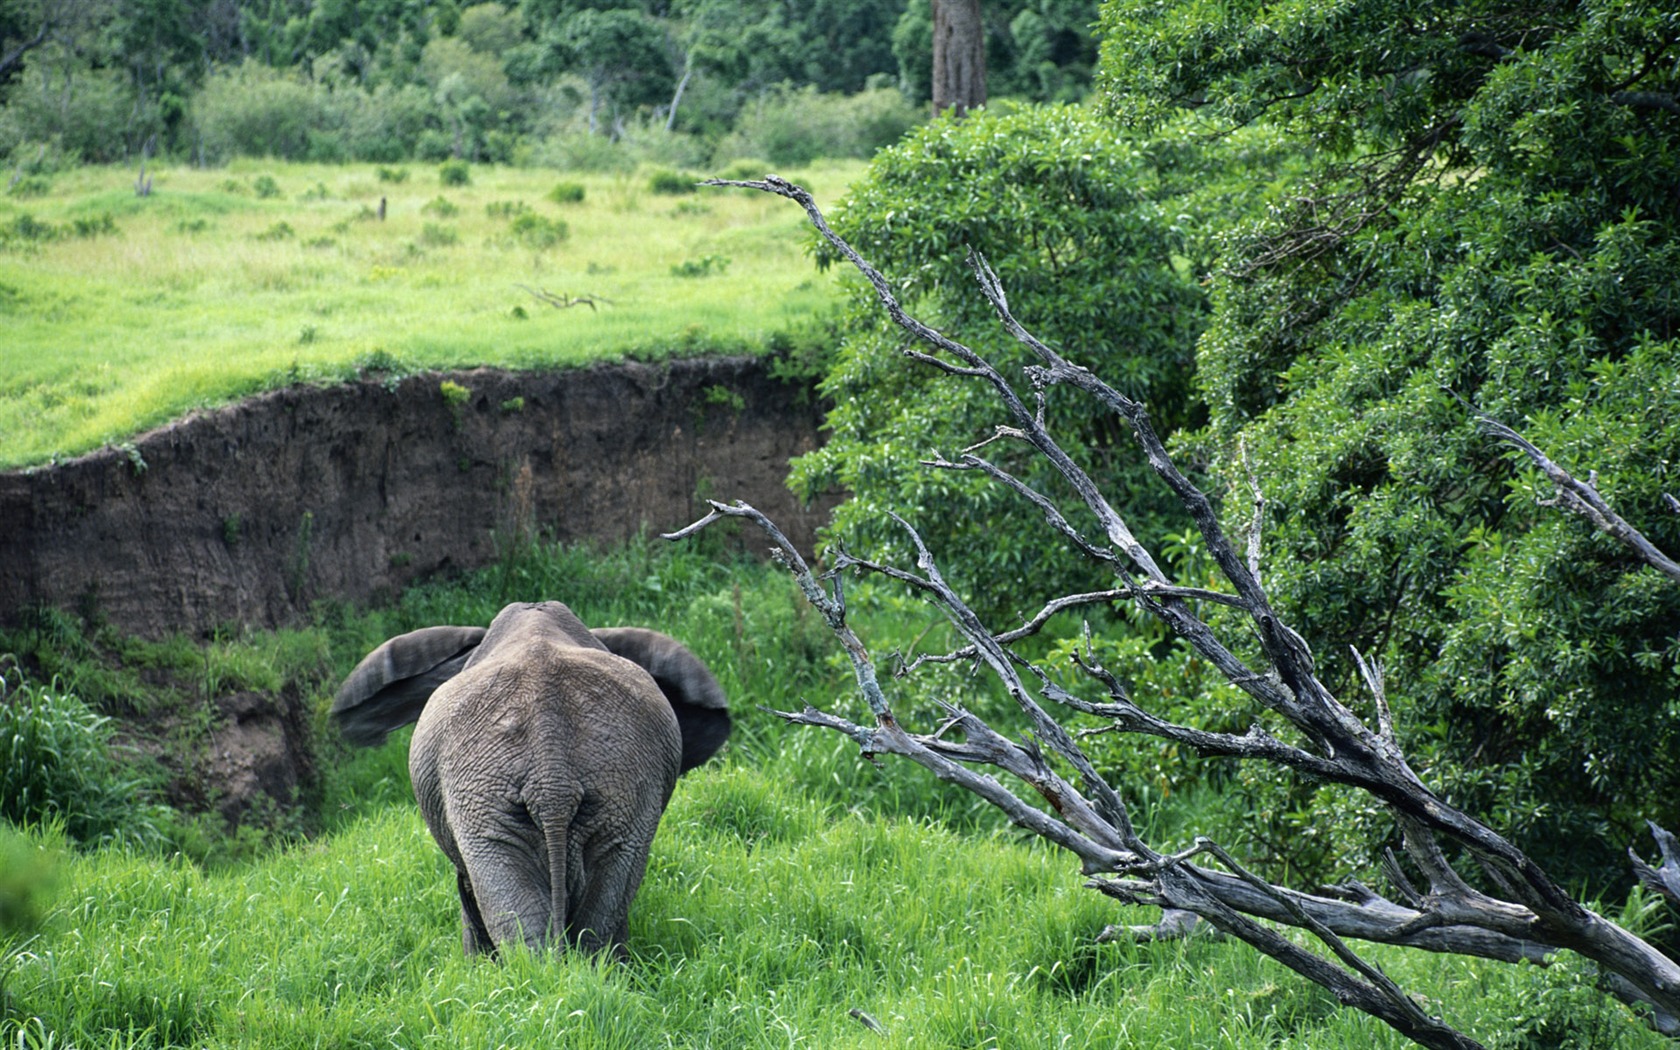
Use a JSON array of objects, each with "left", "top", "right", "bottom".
[
  {"left": 4, "top": 541, "right": 1659, "bottom": 1050},
  {"left": 0, "top": 159, "right": 862, "bottom": 470}
]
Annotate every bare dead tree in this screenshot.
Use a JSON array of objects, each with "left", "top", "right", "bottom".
[
  {"left": 513, "top": 285, "right": 613, "bottom": 311},
  {"left": 672, "top": 175, "right": 1680, "bottom": 1050}
]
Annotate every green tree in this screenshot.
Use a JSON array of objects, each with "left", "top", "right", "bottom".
[
  {"left": 542, "top": 5, "right": 672, "bottom": 134},
  {"left": 1099, "top": 0, "right": 1680, "bottom": 889},
  {"left": 790, "top": 104, "right": 1289, "bottom": 618}
]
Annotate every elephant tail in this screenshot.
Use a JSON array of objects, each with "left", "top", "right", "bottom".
[
  {"left": 331, "top": 625, "right": 487, "bottom": 746},
  {"left": 591, "top": 627, "right": 732, "bottom": 774}
]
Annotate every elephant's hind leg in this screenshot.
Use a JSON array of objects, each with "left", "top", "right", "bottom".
[
  {"left": 456, "top": 870, "right": 498, "bottom": 957},
  {"left": 454, "top": 801, "right": 560, "bottom": 953}
]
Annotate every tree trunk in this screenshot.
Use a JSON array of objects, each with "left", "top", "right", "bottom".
[{"left": 931, "top": 0, "right": 985, "bottom": 117}]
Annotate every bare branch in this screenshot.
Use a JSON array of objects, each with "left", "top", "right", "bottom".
[
  {"left": 1479, "top": 414, "right": 1680, "bottom": 584},
  {"left": 514, "top": 284, "right": 613, "bottom": 311},
  {"left": 1631, "top": 822, "right": 1680, "bottom": 908}
]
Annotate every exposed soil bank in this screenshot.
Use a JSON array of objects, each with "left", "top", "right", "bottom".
[{"left": 1, "top": 356, "right": 832, "bottom": 640}]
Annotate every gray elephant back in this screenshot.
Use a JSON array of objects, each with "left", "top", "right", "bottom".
[
  {"left": 331, "top": 625, "right": 487, "bottom": 746},
  {"left": 591, "top": 627, "right": 731, "bottom": 773}
]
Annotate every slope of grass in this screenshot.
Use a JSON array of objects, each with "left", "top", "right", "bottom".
[
  {"left": 0, "top": 159, "right": 858, "bottom": 469},
  {"left": 1, "top": 539, "right": 1667, "bottom": 1049},
  {"left": 4, "top": 767, "right": 1661, "bottom": 1049}
]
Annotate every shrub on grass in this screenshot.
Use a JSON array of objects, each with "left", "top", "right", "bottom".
[
  {"left": 647, "top": 168, "right": 698, "bottom": 195},
  {"left": 548, "top": 180, "right": 586, "bottom": 204},
  {"left": 438, "top": 158, "right": 471, "bottom": 186},
  {"left": 507, "top": 212, "right": 567, "bottom": 249},
  {"left": 0, "top": 670, "right": 164, "bottom": 849},
  {"left": 719, "top": 85, "right": 922, "bottom": 166},
  {"left": 192, "top": 62, "right": 324, "bottom": 162}
]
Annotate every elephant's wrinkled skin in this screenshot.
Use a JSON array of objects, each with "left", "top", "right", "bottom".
[{"left": 332, "top": 601, "right": 730, "bottom": 957}]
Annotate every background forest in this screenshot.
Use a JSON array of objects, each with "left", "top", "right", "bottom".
[{"left": 0, "top": 0, "right": 1095, "bottom": 168}]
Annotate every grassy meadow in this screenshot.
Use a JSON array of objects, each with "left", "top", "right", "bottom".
[
  {"left": 0, "top": 158, "right": 861, "bottom": 469},
  {"left": 1, "top": 540, "right": 1667, "bottom": 1049}
]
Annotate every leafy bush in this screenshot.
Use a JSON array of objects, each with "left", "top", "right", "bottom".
[
  {"left": 791, "top": 104, "right": 1290, "bottom": 616},
  {"left": 1101, "top": 0, "right": 1680, "bottom": 890},
  {"left": 0, "top": 824, "right": 62, "bottom": 939},
  {"left": 646, "top": 168, "right": 699, "bottom": 195},
  {"left": 191, "top": 62, "right": 326, "bottom": 162},
  {"left": 548, "top": 180, "right": 586, "bottom": 204},
  {"left": 717, "top": 85, "right": 923, "bottom": 166},
  {"left": 421, "top": 196, "right": 459, "bottom": 218},
  {"left": 0, "top": 64, "right": 134, "bottom": 165},
  {"left": 437, "top": 159, "right": 471, "bottom": 186},
  {"left": 670, "top": 254, "right": 729, "bottom": 278},
  {"left": 506, "top": 212, "right": 568, "bottom": 250},
  {"left": 0, "top": 670, "right": 164, "bottom": 849},
  {"left": 419, "top": 223, "right": 458, "bottom": 248}
]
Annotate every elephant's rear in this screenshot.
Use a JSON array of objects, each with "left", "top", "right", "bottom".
[{"left": 415, "top": 639, "right": 682, "bottom": 953}]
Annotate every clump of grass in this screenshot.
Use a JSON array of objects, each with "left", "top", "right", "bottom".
[
  {"left": 254, "top": 221, "right": 294, "bottom": 241},
  {"left": 438, "top": 159, "right": 470, "bottom": 186},
  {"left": 646, "top": 168, "right": 698, "bottom": 195},
  {"left": 252, "top": 175, "right": 283, "bottom": 199},
  {"left": 7, "top": 174, "right": 52, "bottom": 198},
  {"left": 506, "top": 212, "right": 567, "bottom": 250},
  {"left": 671, "top": 253, "right": 729, "bottom": 278},
  {"left": 0, "top": 669, "right": 167, "bottom": 848},
  {"left": 418, "top": 223, "right": 457, "bottom": 248},
  {"left": 375, "top": 166, "right": 409, "bottom": 183},
  {"left": 485, "top": 200, "right": 529, "bottom": 218},
  {"left": 420, "top": 196, "right": 458, "bottom": 218},
  {"left": 548, "top": 180, "right": 586, "bottom": 204}
]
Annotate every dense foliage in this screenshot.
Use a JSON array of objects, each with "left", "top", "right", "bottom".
[
  {"left": 790, "top": 104, "right": 1304, "bottom": 615},
  {"left": 0, "top": 0, "right": 1102, "bottom": 167},
  {"left": 793, "top": 0, "right": 1680, "bottom": 896},
  {"left": 1091, "top": 0, "right": 1680, "bottom": 889}
]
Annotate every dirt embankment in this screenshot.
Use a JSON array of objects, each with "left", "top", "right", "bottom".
[
  {"left": 0, "top": 355, "right": 832, "bottom": 640},
  {"left": 0, "top": 356, "right": 833, "bottom": 831}
]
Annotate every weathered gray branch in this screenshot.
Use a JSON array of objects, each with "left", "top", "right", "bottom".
[
  {"left": 681, "top": 179, "right": 1680, "bottom": 1049},
  {"left": 1633, "top": 821, "right": 1680, "bottom": 908},
  {"left": 1479, "top": 414, "right": 1680, "bottom": 585}
]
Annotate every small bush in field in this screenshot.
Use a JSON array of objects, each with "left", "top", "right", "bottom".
[
  {"left": 438, "top": 158, "right": 470, "bottom": 186},
  {"left": 252, "top": 174, "right": 283, "bottom": 199},
  {"left": 507, "top": 212, "right": 567, "bottom": 249},
  {"left": 548, "top": 180, "right": 586, "bottom": 204},
  {"left": 647, "top": 168, "right": 697, "bottom": 195},
  {"left": 421, "top": 196, "right": 459, "bottom": 218},
  {"left": 419, "top": 223, "right": 458, "bottom": 247},
  {"left": 0, "top": 671, "right": 163, "bottom": 848},
  {"left": 670, "top": 254, "right": 729, "bottom": 278},
  {"left": 376, "top": 166, "right": 409, "bottom": 183}
]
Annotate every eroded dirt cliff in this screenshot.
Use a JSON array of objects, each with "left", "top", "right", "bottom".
[{"left": 0, "top": 355, "right": 831, "bottom": 640}]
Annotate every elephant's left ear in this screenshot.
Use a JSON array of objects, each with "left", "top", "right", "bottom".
[
  {"left": 592, "top": 627, "right": 731, "bottom": 773},
  {"left": 332, "top": 626, "right": 487, "bottom": 747}
]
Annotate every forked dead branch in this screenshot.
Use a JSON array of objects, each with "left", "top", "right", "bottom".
[{"left": 672, "top": 176, "right": 1680, "bottom": 1050}]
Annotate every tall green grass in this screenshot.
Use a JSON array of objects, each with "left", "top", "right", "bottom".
[
  {"left": 0, "top": 160, "right": 860, "bottom": 469},
  {"left": 1, "top": 539, "right": 1667, "bottom": 1048}
]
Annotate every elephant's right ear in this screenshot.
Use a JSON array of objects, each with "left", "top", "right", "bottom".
[
  {"left": 331, "top": 626, "right": 487, "bottom": 747},
  {"left": 591, "top": 627, "right": 731, "bottom": 774}
]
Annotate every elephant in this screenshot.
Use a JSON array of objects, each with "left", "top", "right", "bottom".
[{"left": 331, "top": 601, "right": 730, "bottom": 958}]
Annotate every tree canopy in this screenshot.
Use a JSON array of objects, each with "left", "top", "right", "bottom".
[{"left": 805, "top": 0, "right": 1679, "bottom": 897}]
